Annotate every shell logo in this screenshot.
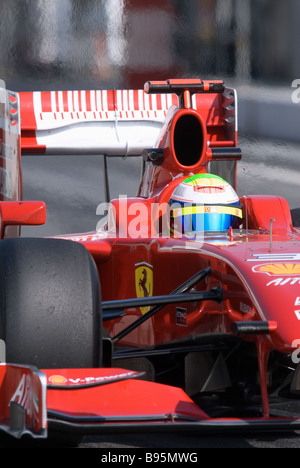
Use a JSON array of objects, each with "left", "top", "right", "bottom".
[
  {"left": 252, "top": 263, "right": 300, "bottom": 276},
  {"left": 48, "top": 375, "right": 67, "bottom": 384}
]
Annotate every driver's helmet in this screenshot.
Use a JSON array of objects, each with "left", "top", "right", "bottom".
[{"left": 169, "top": 173, "right": 243, "bottom": 237}]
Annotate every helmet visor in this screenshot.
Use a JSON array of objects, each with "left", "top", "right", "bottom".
[{"left": 170, "top": 202, "right": 243, "bottom": 237}]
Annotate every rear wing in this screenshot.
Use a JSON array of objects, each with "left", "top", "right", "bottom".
[
  {"left": 19, "top": 84, "right": 238, "bottom": 156},
  {"left": 0, "top": 83, "right": 47, "bottom": 238},
  {"left": 0, "top": 80, "right": 239, "bottom": 205}
]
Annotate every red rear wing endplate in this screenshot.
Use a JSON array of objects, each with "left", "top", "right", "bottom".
[{"left": 0, "top": 83, "right": 21, "bottom": 201}]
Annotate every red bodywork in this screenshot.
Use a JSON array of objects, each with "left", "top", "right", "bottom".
[{"left": 1, "top": 79, "right": 300, "bottom": 439}]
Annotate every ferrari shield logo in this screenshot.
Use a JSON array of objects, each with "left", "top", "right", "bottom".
[{"left": 135, "top": 262, "right": 153, "bottom": 315}]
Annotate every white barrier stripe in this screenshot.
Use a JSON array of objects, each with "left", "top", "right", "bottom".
[
  {"left": 34, "top": 91, "right": 40, "bottom": 115},
  {"left": 116, "top": 89, "right": 122, "bottom": 111},
  {"left": 67, "top": 91, "right": 73, "bottom": 113},
  {"left": 91, "top": 91, "right": 98, "bottom": 112},
  {"left": 145, "top": 91, "right": 151, "bottom": 111},
  {"left": 129, "top": 90, "right": 134, "bottom": 111},
  {"left": 95, "top": 90, "right": 101, "bottom": 111},
  {"left": 58, "top": 91, "right": 64, "bottom": 113},
  {"left": 102, "top": 90, "right": 108, "bottom": 112},
  {"left": 56, "top": 91, "right": 60, "bottom": 113},
  {"left": 142, "top": 91, "right": 146, "bottom": 110},
  {"left": 122, "top": 89, "right": 126, "bottom": 111},
  {"left": 33, "top": 92, "right": 42, "bottom": 121},
  {"left": 51, "top": 91, "right": 56, "bottom": 113},
  {"left": 81, "top": 90, "right": 86, "bottom": 113},
  {"left": 123, "top": 89, "right": 128, "bottom": 111},
  {"left": 161, "top": 93, "right": 166, "bottom": 111},
  {"left": 90, "top": 90, "right": 96, "bottom": 112},
  {"left": 138, "top": 90, "right": 143, "bottom": 111},
  {"left": 167, "top": 93, "right": 173, "bottom": 109},
  {"left": 73, "top": 91, "right": 79, "bottom": 112}
]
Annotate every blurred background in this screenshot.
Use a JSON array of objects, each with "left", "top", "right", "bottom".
[
  {"left": 0, "top": 0, "right": 299, "bottom": 235},
  {"left": 1, "top": 0, "right": 298, "bottom": 90}
]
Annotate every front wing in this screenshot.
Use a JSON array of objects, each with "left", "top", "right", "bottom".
[{"left": 2, "top": 364, "right": 300, "bottom": 440}]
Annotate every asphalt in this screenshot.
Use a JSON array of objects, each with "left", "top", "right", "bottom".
[{"left": 237, "top": 82, "right": 300, "bottom": 143}]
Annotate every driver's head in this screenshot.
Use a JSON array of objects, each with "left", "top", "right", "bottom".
[{"left": 168, "top": 173, "right": 243, "bottom": 237}]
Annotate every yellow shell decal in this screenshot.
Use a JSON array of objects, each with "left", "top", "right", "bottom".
[
  {"left": 253, "top": 263, "right": 300, "bottom": 276},
  {"left": 135, "top": 262, "right": 153, "bottom": 315},
  {"left": 48, "top": 375, "right": 67, "bottom": 384}
]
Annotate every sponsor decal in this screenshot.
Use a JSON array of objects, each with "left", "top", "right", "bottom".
[
  {"left": 47, "top": 370, "right": 137, "bottom": 386},
  {"left": 266, "top": 277, "right": 300, "bottom": 286},
  {"left": 48, "top": 375, "right": 68, "bottom": 385},
  {"left": 246, "top": 253, "right": 300, "bottom": 262},
  {"left": 292, "top": 341, "right": 300, "bottom": 364},
  {"left": 135, "top": 262, "right": 153, "bottom": 315},
  {"left": 54, "top": 233, "right": 109, "bottom": 242},
  {"left": 252, "top": 263, "right": 300, "bottom": 276},
  {"left": 10, "top": 374, "right": 40, "bottom": 423}
]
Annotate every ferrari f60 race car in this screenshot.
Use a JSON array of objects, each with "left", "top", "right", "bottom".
[{"left": 1, "top": 78, "right": 300, "bottom": 442}]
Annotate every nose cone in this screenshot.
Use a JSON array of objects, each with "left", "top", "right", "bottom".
[
  {"left": 214, "top": 238, "right": 300, "bottom": 353},
  {"left": 244, "top": 259, "right": 300, "bottom": 351}
]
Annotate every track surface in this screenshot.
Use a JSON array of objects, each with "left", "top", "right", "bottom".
[{"left": 11, "top": 135, "right": 300, "bottom": 448}]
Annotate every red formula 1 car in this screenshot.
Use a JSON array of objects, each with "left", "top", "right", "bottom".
[{"left": 1, "top": 78, "right": 300, "bottom": 442}]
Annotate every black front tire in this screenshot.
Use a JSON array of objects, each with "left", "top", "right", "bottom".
[{"left": 0, "top": 237, "right": 102, "bottom": 369}]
